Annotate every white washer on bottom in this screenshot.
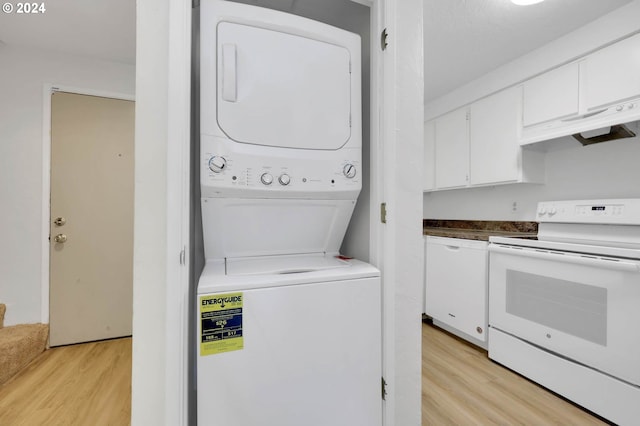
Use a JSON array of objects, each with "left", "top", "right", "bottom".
[{"left": 196, "top": 254, "right": 382, "bottom": 426}]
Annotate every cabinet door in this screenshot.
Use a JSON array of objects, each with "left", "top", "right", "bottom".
[
  {"left": 423, "top": 120, "right": 435, "bottom": 191},
  {"left": 585, "top": 33, "right": 640, "bottom": 111},
  {"left": 434, "top": 108, "right": 469, "bottom": 189},
  {"left": 469, "top": 86, "right": 521, "bottom": 185},
  {"left": 523, "top": 62, "right": 580, "bottom": 127},
  {"left": 425, "top": 237, "right": 488, "bottom": 342}
]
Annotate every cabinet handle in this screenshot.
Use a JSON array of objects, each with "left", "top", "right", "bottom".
[{"left": 445, "top": 245, "right": 461, "bottom": 251}]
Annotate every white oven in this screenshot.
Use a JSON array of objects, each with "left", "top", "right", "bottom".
[
  {"left": 490, "top": 243, "right": 640, "bottom": 385},
  {"left": 488, "top": 199, "right": 640, "bottom": 426}
]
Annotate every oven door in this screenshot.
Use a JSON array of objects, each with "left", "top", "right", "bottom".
[{"left": 489, "top": 243, "right": 640, "bottom": 386}]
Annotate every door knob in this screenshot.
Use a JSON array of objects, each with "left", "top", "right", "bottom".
[
  {"left": 53, "top": 234, "right": 67, "bottom": 243},
  {"left": 54, "top": 217, "right": 66, "bottom": 226}
]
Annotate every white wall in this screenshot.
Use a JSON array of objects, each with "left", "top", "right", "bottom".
[
  {"left": 423, "top": 0, "right": 640, "bottom": 221},
  {"left": 424, "top": 133, "right": 640, "bottom": 220},
  {"left": 0, "top": 45, "right": 134, "bottom": 326}
]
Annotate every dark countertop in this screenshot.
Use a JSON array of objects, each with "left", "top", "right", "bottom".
[{"left": 423, "top": 220, "right": 538, "bottom": 241}]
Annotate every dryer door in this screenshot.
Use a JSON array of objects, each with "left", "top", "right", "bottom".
[{"left": 216, "top": 22, "right": 352, "bottom": 150}]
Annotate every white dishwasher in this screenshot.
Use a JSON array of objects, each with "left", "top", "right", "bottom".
[{"left": 424, "top": 236, "right": 489, "bottom": 348}]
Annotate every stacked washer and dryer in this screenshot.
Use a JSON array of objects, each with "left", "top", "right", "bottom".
[{"left": 197, "top": 2, "right": 382, "bottom": 425}]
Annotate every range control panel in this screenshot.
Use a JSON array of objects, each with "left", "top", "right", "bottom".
[{"left": 537, "top": 199, "right": 640, "bottom": 225}]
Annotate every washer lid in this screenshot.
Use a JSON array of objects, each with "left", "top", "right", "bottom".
[
  {"left": 216, "top": 21, "right": 352, "bottom": 150},
  {"left": 197, "top": 257, "right": 380, "bottom": 294},
  {"left": 226, "top": 253, "right": 350, "bottom": 276}
]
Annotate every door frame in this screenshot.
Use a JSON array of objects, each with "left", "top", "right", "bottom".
[
  {"left": 371, "top": 0, "right": 425, "bottom": 424},
  {"left": 40, "top": 84, "right": 135, "bottom": 324},
  {"left": 136, "top": 0, "right": 422, "bottom": 424}
]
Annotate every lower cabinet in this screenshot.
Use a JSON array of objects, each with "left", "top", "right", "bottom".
[{"left": 424, "top": 236, "right": 488, "bottom": 348}]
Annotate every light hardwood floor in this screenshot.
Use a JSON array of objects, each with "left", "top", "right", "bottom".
[
  {"left": 422, "top": 321, "right": 609, "bottom": 425},
  {"left": 0, "top": 326, "right": 610, "bottom": 425},
  {"left": 0, "top": 337, "right": 131, "bottom": 426}
]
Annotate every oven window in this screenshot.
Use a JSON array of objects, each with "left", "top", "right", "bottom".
[{"left": 506, "top": 270, "right": 607, "bottom": 346}]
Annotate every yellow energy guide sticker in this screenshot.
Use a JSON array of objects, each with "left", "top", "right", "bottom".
[{"left": 200, "top": 292, "right": 244, "bottom": 356}]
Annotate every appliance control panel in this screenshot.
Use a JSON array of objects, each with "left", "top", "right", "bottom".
[
  {"left": 614, "top": 100, "right": 638, "bottom": 112},
  {"left": 200, "top": 136, "right": 362, "bottom": 198},
  {"left": 537, "top": 199, "right": 640, "bottom": 225}
]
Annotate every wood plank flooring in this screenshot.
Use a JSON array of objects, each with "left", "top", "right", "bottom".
[
  {"left": 422, "top": 321, "right": 609, "bottom": 425},
  {"left": 0, "top": 337, "right": 131, "bottom": 426},
  {"left": 0, "top": 326, "right": 610, "bottom": 425}
]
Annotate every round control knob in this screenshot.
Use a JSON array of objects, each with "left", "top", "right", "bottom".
[
  {"left": 548, "top": 207, "right": 557, "bottom": 216},
  {"left": 278, "top": 174, "right": 291, "bottom": 186},
  {"left": 538, "top": 207, "right": 547, "bottom": 216},
  {"left": 616, "top": 105, "right": 624, "bottom": 112},
  {"left": 260, "top": 173, "right": 273, "bottom": 185},
  {"left": 343, "top": 164, "right": 357, "bottom": 179},
  {"left": 208, "top": 156, "right": 227, "bottom": 173}
]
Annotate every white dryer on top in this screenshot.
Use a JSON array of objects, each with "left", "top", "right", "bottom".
[
  {"left": 200, "top": 0, "right": 363, "bottom": 262},
  {"left": 200, "top": 0, "right": 362, "bottom": 201}
]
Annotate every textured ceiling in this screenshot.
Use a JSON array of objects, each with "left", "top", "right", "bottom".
[{"left": 424, "top": 0, "right": 634, "bottom": 103}]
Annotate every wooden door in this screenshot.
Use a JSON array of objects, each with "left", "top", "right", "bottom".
[{"left": 49, "top": 92, "right": 134, "bottom": 347}]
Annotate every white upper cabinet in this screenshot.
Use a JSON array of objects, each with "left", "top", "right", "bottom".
[
  {"left": 434, "top": 108, "right": 469, "bottom": 189},
  {"left": 522, "top": 62, "right": 580, "bottom": 127},
  {"left": 469, "top": 86, "right": 521, "bottom": 185},
  {"left": 425, "top": 86, "right": 544, "bottom": 192},
  {"left": 584, "top": 33, "right": 640, "bottom": 111},
  {"left": 423, "top": 120, "right": 435, "bottom": 191}
]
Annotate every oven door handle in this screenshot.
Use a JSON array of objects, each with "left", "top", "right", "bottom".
[{"left": 490, "top": 244, "right": 640, "bottom": 272}]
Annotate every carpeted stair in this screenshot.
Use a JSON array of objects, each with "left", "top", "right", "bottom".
[{"left": 0, "top": 304, "right": 49, "bottom": 385}]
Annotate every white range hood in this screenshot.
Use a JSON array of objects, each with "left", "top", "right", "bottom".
[{"left": 520, "top": 98, "right": 640, "bottom": 146}]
